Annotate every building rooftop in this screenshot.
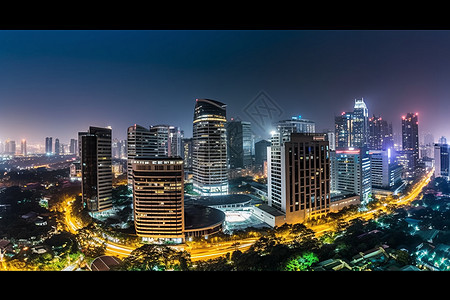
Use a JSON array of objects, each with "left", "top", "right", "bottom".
[
  {"left": 185, "top": 194, "right": 252, "bottom": 207},
  {"left": 184, "top": 204, "right": 225, "bottom": 230}
]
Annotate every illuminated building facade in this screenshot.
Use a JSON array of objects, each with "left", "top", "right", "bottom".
[
  {"left": 330, "top": 147, "right": 372, "bottom": 203},
  {"left": 20, "top": 139, "right": 26, "bottom": 156},
  {"left": 268, "top": 133, "right": 330, "bottom": 224},
  {"left": 54, "top": 138, "right": 60, "bottom": 155},
  {"left": 192, "top": 99, "right": 228, "bottom": 196},
  {"left": 368, "top": 149, "right": 402, "bottom": 189},
  {"left": 434, "top": 142, "right": 449, "bottom": 180},
  {"left": 401, "top": 112, "right": 419, "bottom": 173},
  {"left": 132, "top": 157, "right": 185, "bottom": 243},
  {"left": 127, "top": 124, "right": 159, "bottom": 186},
  {"left": 80, "top": 126, "right": 113, "bottom": 213},
  {"left": 335, "top": 98, "right": 369, "bottom": 149},
  {"left": 368, "top": 115, "right": 393, "bottom": 150},
  {"left": 45, "top": 137, "right": 52, "bottom": 155}
]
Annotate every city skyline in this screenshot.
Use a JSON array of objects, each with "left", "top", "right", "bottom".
[{"left": 1, "top": 30, "right": 450, "bottom": 144}]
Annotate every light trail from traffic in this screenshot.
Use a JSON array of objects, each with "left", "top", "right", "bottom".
[{"left": 59, "top": 168, "right": 434, "bottom": 265}]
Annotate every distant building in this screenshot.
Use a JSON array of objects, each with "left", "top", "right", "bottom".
[
  {"left": 54, "top": 138, "right": 60, "bottom": 155},
  {"left": 182, "top": 137, "right": 193, "bottom": 173},
  {"left": 80, "top": 126, "right": 113, "bottom": 214},
  {"left": 335, "top": 98, "right": 369, "bottom": 149},
  {"left": 434, "top": 142, "right": 449, "bottom": 180},
  {"left": 369, "top": 149, "right": 402, "bottom": 190},
  {"left": 20, "top": 139, "right": 27, "bottom": 156},
  {"left": 254, "top": 139, "right": 271, "bottom": 169},
  {"left": 368, "top": 115, "right": 393, "bottom": 150},
  {"left": 45, "top": 137, "right": 52, "bottom": 155},
  {"left": 127, "top": 124, "right": 159, "bottom": 187},
  {"left": 402, "top": 113, "right": 419, "bottom": 174},
  {"left": 226, "top": 119, "right": 252, "bottom": 169},
  {"left": 69, "top": 138, "right": 77, "bottom": 155}
]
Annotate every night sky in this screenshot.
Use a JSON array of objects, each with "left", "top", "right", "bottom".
[{"left": 1, "top": 30, "right": 450, "bottom": 146}]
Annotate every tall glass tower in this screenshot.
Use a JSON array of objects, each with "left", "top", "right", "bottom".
[
  {"left": 192, "top": 98, "right": 228, "bottom": 196},
  {"left": 80, "top": 126, "right": 113, "bottom": 213}
]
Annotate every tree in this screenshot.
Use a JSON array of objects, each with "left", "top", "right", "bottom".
[
  {"left": 284, "top": 252, "right": 318, "bottom": 271},
  {"left": 118, "top": 244, "right": 191, "bottom": 271}
]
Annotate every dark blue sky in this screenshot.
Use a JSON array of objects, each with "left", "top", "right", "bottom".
[{"left": 1, "top": 30, "right": 450, "bottom": 145}]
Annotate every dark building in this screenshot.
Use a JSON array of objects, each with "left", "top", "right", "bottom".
[
  {"left": 192, "top": 98, "right": 228, "bottom": 196},
  {"left": 368, "top": 115, "right": 393, "bottom": 150},
  {"left": 226, "top": 119, "right": 252, "bottom": 169},
  {"left": 80, "top": 126, "right": 113, "bottom": 213},
  {"left": 402, "top": 112, "right": 419, "bottom": 173},
  {"left": 254, "top": 139, "right": 271, "bottom": 168},
  {"left": 284, "top": 133, "right": 330, "bottom": 223}
]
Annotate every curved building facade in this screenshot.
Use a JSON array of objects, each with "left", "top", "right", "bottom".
[
  {"left": 192, "top": 99, "right": 228, "bottom": 196},
  {"left": 132, "top": 157, "right": 185, "bottom": 243}
]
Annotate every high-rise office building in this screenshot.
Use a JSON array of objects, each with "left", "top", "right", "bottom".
[
  {"left": 434, "top": 141, "right": 449, "bottom": 180},
  {"left": 335, "top": 98, "right": 369, "bottom": 149},
  {"left": 330, "top": 148, "right": 372, "bottom": 203},
  {"left": 368, "top": 149, "right": 402, "bottom": 189},
  {"left": 352, "top": 98, "right": 369, "bottom": 148},
  {"left": 192, "top": 98, "right": 228, "bottom": 196},
  {"left": 268, "top": 133, "right": 330, "bottom": 224},
  {"left": 127, "top": 124, "right": 159, "bottom": 186},
  {"left": 54, "top": 138, "right": 60, "bottom": 155},
  {"left": 45, "top": 137, "right": 52, "bottom": 155},
  {"left": 69, "top": 138, "right": 77, "bottom": 155},
  {"left": 5, "top": 139, "right": 16, "bottom": 156},
  {"left": 168, "top": 126, "right": 184, "bottom": 157},
  {"left": 21, "top": 139, "right": 27, "bottom": 156},
  {"left": 368, "top": 115, "right": 393, "bottom": 150},
  {"left": 132, "top": 157, "right": 184, "bottom": 243},
  {"left": 226, "top": 120, "right": 252, "bottom": 169},
  {"left": 402, "top": 112, "right": 419, "bottom": 173},
  {"left": 150, "top": 125, "right": 170, "bottom": 157},
  {"left": 255, "top": 139, "right": 271, "bottom": 168},
  {"left": 182, "top": 137, "right": 193, "bottom": 172},
  {"left": 80, "top": 126, "right": 113, "bottom": 213}
]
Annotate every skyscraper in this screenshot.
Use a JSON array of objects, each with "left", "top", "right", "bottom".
[
  {"left": 192, "top": 98, "right": 228, "bottom": 196},
  {"left": 150, "top": 125, "right": 170, "bottom": 157},
  {"left": 127, "top": 124, "right": 159, "bottom": 186},
  {"left": 434, "top": 140, "right": 449, "bottom": 180},
  {"left": 335, "top": 98, "right": 369, "bottom": 149},
  {"left": 69, "top": 138, "right": 77, "bottom": 155},
  {"left": 368, "top": 115, "right": 393, "bottom": 150},
  {"left": 352, "top": 98, "right": 369, "bottom": 148},
  {"left": 45, "top": 137, "right": 52, "bottom": 155},
  {"left": 330, "top": 148, "right": 372, "bottom": 203},
  {"left": 255, "top": 139, "right": 271, "bottom": 168},
  {"left": 226, "top": 120, "right": 252, "bottom": 169},
  {"left": 21, "top": 139, "right": 27, "bottom": 156},
  {"left": 132, "top": 157, "right": 185, "bottom": 243},
  {"left": 80, "top": 126, "right": 113, "bottom": 213},
  {"left": 54, "top": 138, "right": 60, "bottom": 155},
  {"left": 402, "top": 112, "right": 419, "bottom": 173},
  {"left": 268, "top": 133, "right": 330, "bottom": 224},
  {"left": 168, "top": 126, "right": 184, "bottom": 157}
]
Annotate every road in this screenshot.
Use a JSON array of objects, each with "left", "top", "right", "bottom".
[{"left": 63, "top": 168, "right": 434, "bottom": 265}]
